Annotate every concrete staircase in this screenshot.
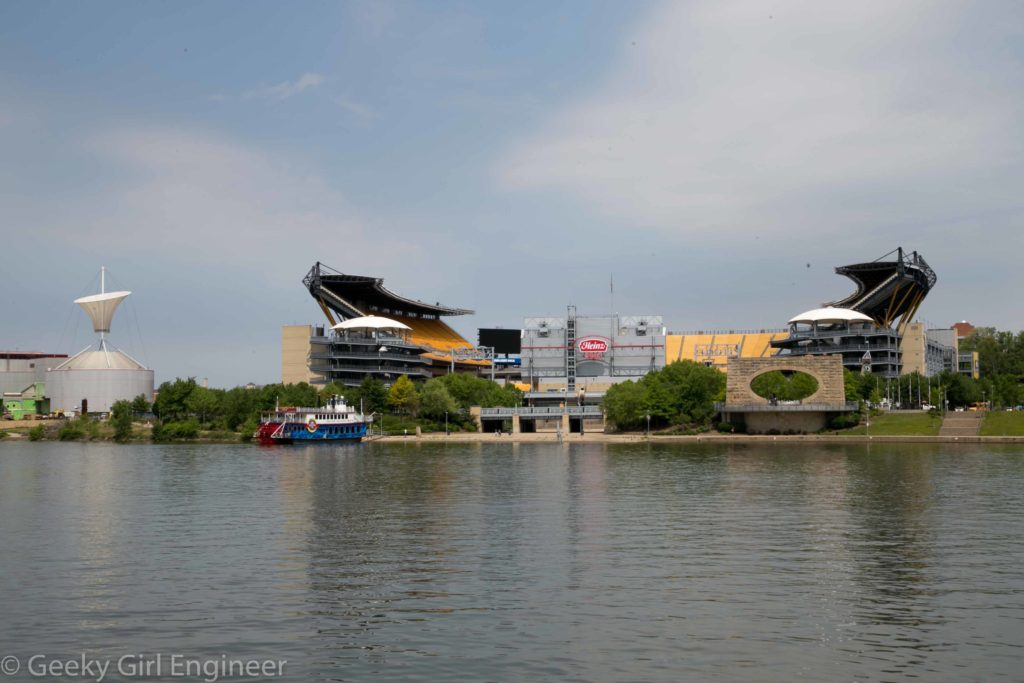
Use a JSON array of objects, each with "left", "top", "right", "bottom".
[{"left": 939, "top": 411, "right": 984, "bottom": 437}]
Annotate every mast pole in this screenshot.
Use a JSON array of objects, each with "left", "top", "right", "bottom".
[{"left": 99, "top": 266, "right": 107, "bottom": 351}]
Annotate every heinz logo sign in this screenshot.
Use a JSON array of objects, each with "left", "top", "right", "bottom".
[{"left": 577, "top": 338, "right": 609, "bottom": 354}]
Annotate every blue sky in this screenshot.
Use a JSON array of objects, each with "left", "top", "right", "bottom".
[{"left": 2, "top": 1, "right": 1022, "bottom": 386}]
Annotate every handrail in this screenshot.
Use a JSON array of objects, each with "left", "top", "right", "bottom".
[
  {"left": 772, "top": 343, "right": 899, "bottom": 353},
  {"left": 669, "top": 328, "right": 787, "bottom": 336},
  {"left": 312, "top": 334, "right": 422, "bottom": 346},
  {"left": 716, "top": 401, "right": 860, "bottom": 412},
  {"left": 480, "top": 405, "right": 603, "bottom": 417},
  {"left": 313, "top": 363, "right": 432, "bottom": 375},
  {"left": 310, "top": 351, "right": 429, "bottom": 363}
]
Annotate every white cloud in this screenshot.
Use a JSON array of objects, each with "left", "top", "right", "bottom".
[
  {"left": 334, "top": 96, "right": 374, "bottom": 121},
  {"left": 4, "top": 125, "right": 387, "bottom": 283},
  {"left": 241, "top": 72, "right": 326, "bottom": 101},
  {"left": 499, "top": 1, "right": 1023, "bottom": 246}
]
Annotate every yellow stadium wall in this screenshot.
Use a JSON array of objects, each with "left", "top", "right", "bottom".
[{"left": 665, "top": 332, "right": 788, "bottom": 371}]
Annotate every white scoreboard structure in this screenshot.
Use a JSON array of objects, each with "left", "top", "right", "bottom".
[{"left": 520, "top": 310, "right": 665, "bottom": 390}]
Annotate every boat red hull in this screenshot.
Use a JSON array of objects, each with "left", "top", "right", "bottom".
[{"left": 255, "top": 422, "right": 284, "bottom": 445}]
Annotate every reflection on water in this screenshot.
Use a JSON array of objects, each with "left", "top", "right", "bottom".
[{"left": 1, "top": 441, "right": 1024, "bottom": 681}]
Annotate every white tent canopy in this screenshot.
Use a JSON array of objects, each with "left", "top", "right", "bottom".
[
  {"left": 74, "top": 291, "right": 131, "bottom": 333},
  {"left": 332, "top": 315, "right": 411, "bottom": 332},
  {"left": 788, "top": 307, "right": 873, "bottom": 325}
]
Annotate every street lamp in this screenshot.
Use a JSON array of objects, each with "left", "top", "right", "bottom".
[{"left": 444, "top": 411, "right": 448, "bottom": 436}]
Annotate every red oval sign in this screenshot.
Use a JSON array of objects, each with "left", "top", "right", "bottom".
[{"left": 578, "top": 338, "right": 609, "bottom": 353}]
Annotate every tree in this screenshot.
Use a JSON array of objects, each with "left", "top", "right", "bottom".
[
  {"left": 186, "top": 386, "right": 220, "bottom": 425},
  {"left": 753, "top": 370, "right": 820, "bottom": 402},
  {"left": 602, "top": 380, "right": 647, "bottom": 430},
  {"left": 222, "top": 386, "right": 259, "bottom": 430},
  {"left": 153, "top": 377, "right": 197, "bottom": 421},
  {"left": 654, "top": 360, "right": 726, "bottom": 425},
  {"left": 318, "top": 381, "right": 347, "bottom": 403},
  {"left": 437, "top": 373, "right": 523, "bottom": 410},
  {"left": 281, "top": 382, "right": 319, "bottom": 408},
  {"left": 842, "top": 369, "right": 871, "bottom": 403},
  {"left": 110, "top": 399, "right": 134, "bottom": 443},
  {"left": 388, "top": 375, "right": 420, "bottom": 415},
  {"left": 603, "top": 360, "right": 725, "bottom": 431},
  {"left": 130, "top": 393, "right": 151, "bottom": 415},
  {"left": 358, "top": 376, "right": 389, "bottom": 414},
  {"left": 420, "top": 379, "right": 459, "bottom": 420}
]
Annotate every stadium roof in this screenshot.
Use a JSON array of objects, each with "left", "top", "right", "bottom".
[
  {"left": 332, "top": 316, "right": 412, "bottom": 331},
  {"left": 789, "top": 307, "right": 874, "bottom": 324},
  {"left": 825, "top": 247, "right": 936, "bottom": 329},
  {"left": 304, "top": 262, "right": 473, "bottom": 320}
]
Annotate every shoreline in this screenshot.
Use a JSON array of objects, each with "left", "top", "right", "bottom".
[
  {"left": 3, "top": 427, "right": 1023, "bottom": 446},
  {"left": 370, "top": 432, "right": 1024, "bottom": 445}
]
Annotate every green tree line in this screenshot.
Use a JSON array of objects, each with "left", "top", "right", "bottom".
[
  {"left": 135, "top": 373, "right": 522, "bottom": 441},
  {"left": 602, "top": 360, "right": 726, "bottom": 431},
  {"left": 958, "top": 327, "right": 1024, "bottom": 408},
  {"left": 841, "top": 325, "right": 1024, "bottom": 410}
]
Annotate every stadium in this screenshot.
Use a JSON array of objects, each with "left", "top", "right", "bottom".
[
  {"left": 772, "top": 248, "right": 940, "bottom": 378},
  {"left": 282, "top": 263, "right": 487, "bottom": 387},
  {"left": 282, "top": 248, "right": 975, "bottom": 394}
]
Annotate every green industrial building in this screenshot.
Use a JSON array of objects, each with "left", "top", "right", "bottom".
[{"left": 2, "top": 383, "right": 50, "bottom": 420}]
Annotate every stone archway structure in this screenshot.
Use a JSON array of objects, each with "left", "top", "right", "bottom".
[
  {"left": 722, "top": 355, "right": 849, "bottom": 434},
  {"left": 726, "top": 355, "right": 846, "bottom": 406}
]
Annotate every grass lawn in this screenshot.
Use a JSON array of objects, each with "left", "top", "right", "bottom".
[
  {"left": 980, "top": 411, "right": 1024, "bottom": 436},
  {"left": 840, "top": 411, "right": 942, "bottom": 436}
]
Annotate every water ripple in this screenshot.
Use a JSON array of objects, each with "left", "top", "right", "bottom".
[{"left": 1, "top": 442, "right": 1024, "bottom": 681}]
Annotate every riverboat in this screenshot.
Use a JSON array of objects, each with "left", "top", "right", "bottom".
[{"left": 255, "top": 395, "right": 371, "bottom": 444}]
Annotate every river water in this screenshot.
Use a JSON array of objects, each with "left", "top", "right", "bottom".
[{"left": 1, "top": 441, "right": 1023, "bottom": 682}]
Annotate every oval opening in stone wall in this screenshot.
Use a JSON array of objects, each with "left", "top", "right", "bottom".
[{"left": 750, "top": 370, "right": 819, "bottom": 401}]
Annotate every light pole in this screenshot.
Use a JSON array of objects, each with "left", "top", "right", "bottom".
[
  {"left": 444, "top": 411, "right": 448, "bottom": 436},
  {"left": 646, "top": 413, "right": 651, "bottom": 438}
]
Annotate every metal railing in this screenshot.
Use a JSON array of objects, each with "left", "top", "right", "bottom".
[
  {"left": 716, "top": 401, "right": 860, "bottom": 413},
  {"left": 311, "top": 335, "right": 422, "bottom": 349},
  {"left": 310, "top": 351, "right": 429, "bottom": 364},
  {"left": 312, "top": 363, "right": 432, "bottom": 377},
  {"left": 775, "top": 343, "right": 899, "bottom": 353},
  {"left": 669, "top": 328, "right": 787, "bottom": 336},
  {"left": 523, "top": 391, "right": 606, "bottom": 400},
  {"left": 480, "top": 405, "right": 603, "bottom": 418},
  {"left": 776, "top": 329, "right": 897, "bottom": 341}
]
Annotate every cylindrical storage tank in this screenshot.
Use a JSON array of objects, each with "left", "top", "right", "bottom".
[
  {"left": 45, "top": 350, "right": 155, "bottom": 414},
  {"left": 46, "top": 368, "right": 155, "bottom": 414}
]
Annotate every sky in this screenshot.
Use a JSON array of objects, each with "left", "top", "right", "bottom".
[{"left": 1, "top": 0, "right": 1022, "bottom": 387}]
